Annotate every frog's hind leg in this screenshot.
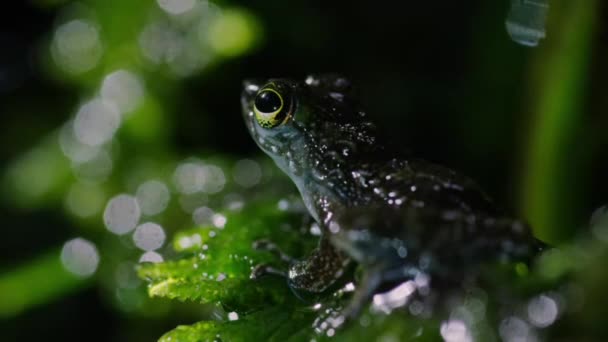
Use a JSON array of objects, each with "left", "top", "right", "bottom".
[
  {"left": 342, "top": 263, "right": 417, "bottom": 321},
  {"left": 341, "top": 264, "right": 385, "bottom": 319}
]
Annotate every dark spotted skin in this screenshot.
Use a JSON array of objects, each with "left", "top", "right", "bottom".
[{"left": 241, "top": 74, "right": 545, "bottom": 315}]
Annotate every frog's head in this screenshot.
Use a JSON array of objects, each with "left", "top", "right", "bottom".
[{"left": 241, "top": 75, "right": 384, "bottom": 211}]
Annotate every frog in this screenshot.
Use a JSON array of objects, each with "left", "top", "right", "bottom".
[{"left": 240, "top": 74, "right": 545, "bottom": 318}]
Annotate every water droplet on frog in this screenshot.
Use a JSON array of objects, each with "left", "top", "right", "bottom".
[
  {"left": 328, "top": 92, "right": 344, "bottom": 102},
  {"left": 310, "top": 223, "right": 322, "bottom": 236},
  {"left": 334, "top": 77, "right": 351, "bottom": 89},
  {"left": 329, "top": 222, "right": 340, "bottom": 234},
  {"left": 305, "top": 75, "right": 319, "bottom": 86},
  {"left": 312, "top": 168, "right": 326, "bottom": 181}
]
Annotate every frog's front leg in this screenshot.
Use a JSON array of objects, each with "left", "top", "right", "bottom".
[
  {"left": 287, "top": 237, "right": 351, "bottom": 293},
  {"left": 250, "top": 236, "right": 351, "bottom": 294}
]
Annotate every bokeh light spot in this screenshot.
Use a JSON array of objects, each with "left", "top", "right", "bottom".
[
  {"left": 73, "top": 98, "right": 121, "bottom": 147},
  {"left": 527, "top": 294, "right": 558, "bottom": 328},
  {"left": 173, "top": 162, "right": 226, "bottom": 194},
  {"left": 201, "top": 165, "right": 226, "bottom": 194},
  {"left": 193, "top": 206, "right": 215, "bottom": 225},
  {"left": 61, "top": 238, "right": 99, "bottom": 277},
  {"left": 212, "top": 213, "right": 227, "bottom": 229},
  {"left": 499, "top": 316, "right": 534, "bottom": 342},
  {"left": 103, "top": 194, "right": 141, "bottom": 235},
  {"left": 174, "top": 162, "right": 207, "bottom": 194},
  {"left": 136, "top": 180, "right": 171, "bottom": 216},
  {"left": 139, "top": 251, "right": 164, "bottom": 264},
  {"left": 157, "top": 0, "right": 196, "bottom": 15},
  {"left": 233, "top": 159, "right": 262, "bottom": 187},
  {"left": 59, "top": 122, "right": 99, "bottom": 163},
  {"left": 51, "top": 19, "right": 103, "bottom": 74},
  {"left": 139, "top": 251, "right": 164, "bottom": 263},
  {"left": 101, "top": 70, "right": 145, "bottom": 114},
  {"left": 440, "top": 319, "right": 472, "bottom": 342},
  {"left": 133, "top": 222, "right": 166, "bottom": 251},
  {"left": 207, "top": 8, "right": 261, "bottom": 57},
  {"left": 139, "top": 22, "right": 177, "bottom": 65}
]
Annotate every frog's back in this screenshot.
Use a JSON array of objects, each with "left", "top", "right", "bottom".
[
  {"left": 367, "top": 158, "right": 499, "bottom": 215},
  {"left": 330, "top": 157, "right": 544, "bottom": 274}
]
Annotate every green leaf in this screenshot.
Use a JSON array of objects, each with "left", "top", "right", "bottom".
[
  {"left": 521, "top": 0, "right": 599, "bottom": 242},
  {"left": 159, "top": 306, "right": 315, "bottom": 342},
  {"left": 138, "top": 200, "right": 450, "bottom": 341},
  {"left": 138, "top": 202, "right": 316, "bottom": 310},
  {"left": 0, "top": 249, "right": 89, "bottom": 318}
]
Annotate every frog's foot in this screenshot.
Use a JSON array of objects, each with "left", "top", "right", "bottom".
[
  {"left": 250, "top": 237, "right": 351, "bottom": 297},
  {"left": 252, "top": 239, "right": 296, "bottom": 263},
  {"left": 250, "top": 263, "right": 287, "bottom": 279},
  {"left": 288, "top": 238, "right": 351, "bottom": 293},
  {"left": 249, "top": 238, "right": 294, "bottom": 280}
]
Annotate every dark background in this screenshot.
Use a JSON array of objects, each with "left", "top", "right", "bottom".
[{"left": 0, "top": 1, "right": 606, "bottom": 340}]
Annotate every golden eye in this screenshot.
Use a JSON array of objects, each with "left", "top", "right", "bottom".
[{"left": 253, "top": 88, "right": 290, "bottom": 128}]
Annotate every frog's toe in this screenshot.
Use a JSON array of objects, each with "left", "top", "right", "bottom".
[
  {"left": 252, "top": 238, "right": 295, "bottom": 263},
  {"left": 250, "top": 263, "right": 287, "bottom": 280}
]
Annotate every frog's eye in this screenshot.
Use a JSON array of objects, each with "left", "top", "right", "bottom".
[{"left": 253, "top": 89, "right": 291, "bottom": 128}]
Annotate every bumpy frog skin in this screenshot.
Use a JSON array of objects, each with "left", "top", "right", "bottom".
[{"left": 241, "top": 74, "right": 544, "bottom": 317}]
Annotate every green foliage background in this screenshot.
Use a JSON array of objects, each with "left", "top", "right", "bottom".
[{"left": 0, "top": 0, "right": 607, "bottom": 341}]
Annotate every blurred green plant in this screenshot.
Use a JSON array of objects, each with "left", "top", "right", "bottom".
[
  {"left": 0, "top": 0, "right": 265, "bottom": 324},
  {"left": 138, "top": 202, "right": 445, "bottom": 341},
  {"left": 0, "top": 0, "right": 605, "bottom": 341},
  {"left": 0, "top": 249, "right": 88, "bottom": 318},
  {"left": 521, "top": 0, "right": 598, "bottom": 243}
]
